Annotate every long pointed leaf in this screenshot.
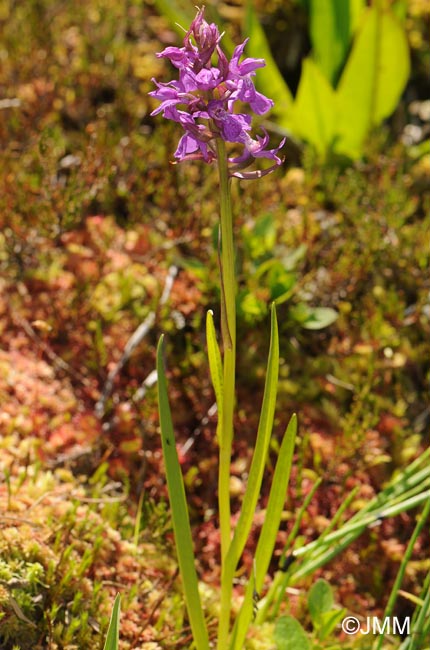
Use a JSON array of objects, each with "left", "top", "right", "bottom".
[
  {"left": 254, "top": 414, "right": 297, "bottom": 589},
  {"left": 156, "top": 336, "right": 210, "bottom": 650},
  {"left": 375, "top": 496, "right": 430, "bottom": 650},
  {"left": 103, "top": 594, "right": 121, "bottom": 650},
  {"left": 231, "top": 415, "right": 297, "bottom": 650},
  {"left": 206, "top": 310, "right": 224, "bottom": 429},
  {"left": 226, "top": 303, "right": 280, "bottom": 570}
]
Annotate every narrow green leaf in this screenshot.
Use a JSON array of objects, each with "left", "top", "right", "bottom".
[
  {"left": 335, "top": 6, "right": 410, "bottom": 157},
  {"left": 156, "top": 336, "right": 210, "bottom": 650},
  {"left": 376, "top": 495, "right": 430, "bottom": 650},
  {"left": 231, "top": 414, "right": 297, "bottom": 650},
  {"left": 223, "top": 305, "right": 280, "bottom": 650},
  {"left": 206, "top": 310, "right": 224, "bottom": 425},
  {"left": 244, "top": 0, "right": 293, "bottom": 129},
  {"left": 254, "top": 414, "right": 297, "bottom": 589},
  {"left": 228, "top": 562, "right": 257, "bottom": 650},
  {"left": 274, "top": 616, "right": 311, "bottom": 650},
  {"left": 103, "top": 594, "right": 120, "bottom": 650},
  {"left": 291, "top": 58, "right": 337, "bottom": 156},
  {"left": 226, "top": 303, "right": 280, "bottom": 570}
]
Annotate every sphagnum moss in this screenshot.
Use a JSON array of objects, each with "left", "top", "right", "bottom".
[{"left": 0, "top": 465, "right": 181, "bottom": 650}]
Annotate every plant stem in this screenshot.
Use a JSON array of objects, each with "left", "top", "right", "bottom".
[{"left": 215, "top": 137, "right": 236, "bottom": 649}]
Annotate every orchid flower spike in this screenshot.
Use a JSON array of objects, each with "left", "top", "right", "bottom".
[{"left": 149, "top": 6, "right": 285, "bottom": 179}]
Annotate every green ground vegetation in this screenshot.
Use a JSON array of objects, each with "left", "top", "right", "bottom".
[{"left": 0, "top": 0, "right": 429, "bottom": 648}]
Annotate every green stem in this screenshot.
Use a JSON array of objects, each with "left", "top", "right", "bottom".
[{"left": 215, "top": 137, "right": 236, "bottom": 650}]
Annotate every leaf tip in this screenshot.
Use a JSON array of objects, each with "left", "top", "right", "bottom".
[{"left": 156, "top": 334, "right": 166, "bottom": 368}]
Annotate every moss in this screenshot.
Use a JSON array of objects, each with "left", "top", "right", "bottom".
[{"left": 0, "top": 464, "right": 182, "bottom": 649}]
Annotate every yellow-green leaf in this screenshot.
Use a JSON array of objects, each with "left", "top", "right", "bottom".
[
  {"left": 335, "top": 6, "right": 410, "bottom": 157},
  {"left": 291, "top": 58, "right": 337, "bottom": 156}
]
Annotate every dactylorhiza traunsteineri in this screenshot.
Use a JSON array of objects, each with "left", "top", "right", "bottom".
[
  {"left": 149, "top": 6, "right": 285, "bottom": 179},
  {"left": 149, "top": 10, "right": 292, "bottom": 650}
]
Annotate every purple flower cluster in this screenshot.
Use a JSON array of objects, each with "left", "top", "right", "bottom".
[{"left": 149, "top": 7, "right": 285, "bottom": 178}]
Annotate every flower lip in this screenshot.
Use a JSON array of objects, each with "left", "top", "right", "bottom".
[{"left": 228, "top": 38, "right": 266, "bottom": 77}]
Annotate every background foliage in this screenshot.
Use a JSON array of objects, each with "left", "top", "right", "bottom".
[{"left": 0, "top": 0, "right": 429, "bottom": 648}]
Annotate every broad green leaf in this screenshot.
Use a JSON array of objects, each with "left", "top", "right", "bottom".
[
  {"left": 243, "top": 212, "right": 277, "bottom": 260},
  {"left": 280, "top": 243, "right": 308, "bottom": 272},
  {"left": 244, "top": 0, "right": 293, "bottom": 129},
  {"left": 206, "top": 310, "right": 224, "bottom": 425},
  {"left": 156, "top": 336, "right": 210, "bottom": 650},
  {"left": 335, "top": 6, "right": 410, "bottom": 158},
  {"left": 302, "top": 306, "right": 338, "bottom": 330},
  {"left": 349, "top": 0, "right": 367, "bottom": 34},
  {"left": 308, "top": 578, "right": 334, "bottom": 626},
  {"left": 310, "top": 0, "right": 364, "bottom": 84},
  {"left": 318, "top": 608, "right": 347, "bottom": 640},
  {"left": 392, "top": 0, "right": 408, "bottom": 22},
  {"left": 238, "top": 291, "right": 267, "bottom": 320},
  {"left": 274, "top": 615, "right": 311, "bottom": 650},
  {"left": 291, "top": 58, "right": 337, "bottom": 156},
  {"left": 103, "top": 594, "right": 120, "bottom": 650},
  {"left": 230, "top": 415, "right": 297, "bottom": 650}
]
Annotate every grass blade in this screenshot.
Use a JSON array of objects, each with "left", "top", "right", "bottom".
[
  {"left": 156, "top": 335, "right": 210, "bottom": 650},
  {"left": 291, "top": 489, "right": 430, "bottom": 581},
  {"left": 376, "top": 495, "right": 430, "bottom": 650},
  {"left": 103, "top": 594, "right": 120, "bottom": 650}
]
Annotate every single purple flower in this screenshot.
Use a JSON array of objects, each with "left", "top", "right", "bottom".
[
  {"left": 156, "top": 45, "right": 198, "bottom": 70},
  {"left": 207, "top": 101, "right": 252, "bottom": 142},
  {"left": 228, "top": 39, "right": 266, "bottom": 77},
  {"left": 231, "top": 129, "right": 286, "bottom": 165},
  {"left": 181, "top": 66, "right": 222, "bottom": 92},
  {"left": 228, "top": 77, "right": 274, "bottom": 115},
  {"left": 175, "top": 131, "right": 215, "bottom": 163},
  {"left": 149, "top": 79, "right": 183, "bottom": 116}
]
